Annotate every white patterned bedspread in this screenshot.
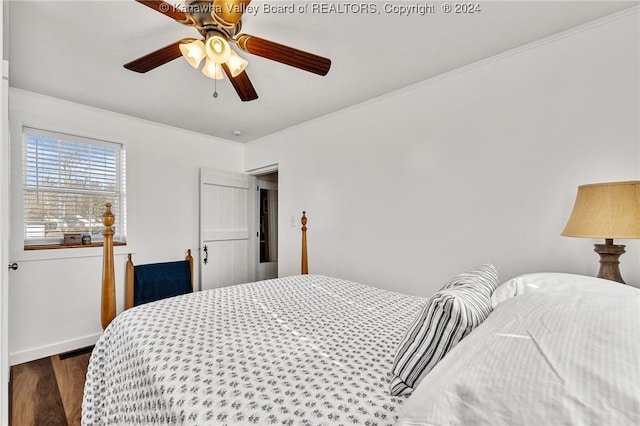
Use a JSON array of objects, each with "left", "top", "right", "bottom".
[{"left": 82, "top": 275, "right": 425, "bottom": 425}]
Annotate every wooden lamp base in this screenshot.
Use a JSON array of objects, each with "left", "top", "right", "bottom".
[{"left": 593, "top": 239, "right": 626, "bottom": 284}]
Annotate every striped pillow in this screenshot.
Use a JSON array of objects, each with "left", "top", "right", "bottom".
[
  {"left": 439, "top": 263, "right": 500, "bottom": 296},
  {"left": 389, "top": 284, "right": 493, "bottom": 396}
]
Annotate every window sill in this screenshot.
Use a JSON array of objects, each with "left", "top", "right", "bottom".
[
  {"left": 13, "top": 242, "right": 132, "bottom": 263},
  {"left": 24, "top": 241, "right": 126, "bottom": 251}
]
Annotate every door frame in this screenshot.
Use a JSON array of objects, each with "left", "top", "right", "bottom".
[
  {"left": 1, "top": 58, "right": 10, "bottom": 424},
  {"left": 246, "top": 164, "right": 279, "bottom": 280},
  {"left": 256, "top": 177, "right": 278, "bottom": 281}
]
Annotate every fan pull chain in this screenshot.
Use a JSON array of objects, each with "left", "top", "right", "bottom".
[{"left": 213, "top": 64, "right": 220, "bottom": 98}]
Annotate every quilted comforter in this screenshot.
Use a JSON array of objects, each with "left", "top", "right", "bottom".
[{"left": 82, "top": 275, "right": 425, "bottom": 425}]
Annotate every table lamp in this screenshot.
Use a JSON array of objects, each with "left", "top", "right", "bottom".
[{"left": 562, "top": 181, "right": 640, "bottom": 284}]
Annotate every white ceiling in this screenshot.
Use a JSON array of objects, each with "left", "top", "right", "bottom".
[{"left": 5, "top": 0, "right": 638, "bottom": 143}]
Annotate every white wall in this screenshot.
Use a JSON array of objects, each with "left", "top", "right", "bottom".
[
  {"left": 8, "top": 89, "right": 244, "bottom": 364},
  {"left": 245, "top": 10, "right": 640, "bottom": 297}
]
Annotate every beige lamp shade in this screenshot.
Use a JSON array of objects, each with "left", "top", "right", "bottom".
[{"left": 562, "top": 181, "right": 640, "bottom": 239}]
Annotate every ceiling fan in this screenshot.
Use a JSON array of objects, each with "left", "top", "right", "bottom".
[{"left": 124, "top": 0, "right": 332, "bottom": 101}]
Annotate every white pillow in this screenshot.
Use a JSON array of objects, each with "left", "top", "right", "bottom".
[
  {"left": 397, "top": 283, "right": 640, "bottom": 426},
  {"left": 491, "top": 272, "right": 615, "bottom": 307}
]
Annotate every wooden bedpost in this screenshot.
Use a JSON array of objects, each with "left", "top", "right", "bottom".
[
  {"left": 125, "top": 254, "right": 134, "bottom": 310},
  {"left": 186, "top": 249, "right": 194, "bottom": 289},
  {"left": 101, "top": 203, "right": 116, "bottom": 329},
  {"left": 301, "top": 211, "right": 308, "bottom": 275}
]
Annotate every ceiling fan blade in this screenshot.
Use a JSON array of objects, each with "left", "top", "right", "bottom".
[
  {"left": 135, "top": 0, "right": 188, "bottom": 21},
  {"left": 213, "top": 0, "right": 252, "bottom": 25},
  {"left": 222, "top": 63, "right": 258, "bottom": 101},
  {"left": 124, "top": 41, "right": 183, "bottom": 73},
  {"left": 236, "top": 34, "right": 331, "bottom": 76}
]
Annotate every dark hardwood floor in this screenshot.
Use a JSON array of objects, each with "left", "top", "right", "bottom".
[{"left": 10, "top": 347, "right": 92, "bottom": 426}]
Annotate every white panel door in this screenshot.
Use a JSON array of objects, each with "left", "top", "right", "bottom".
[{"left": 200, "top": 168, "right": 253, "bottom": 290}]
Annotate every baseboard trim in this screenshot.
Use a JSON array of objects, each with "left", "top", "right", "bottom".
[{"left": 9, "top": 333, "right": 102, "bottom": 366}]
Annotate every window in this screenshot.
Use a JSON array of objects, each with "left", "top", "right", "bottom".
[{"left": 22, "top": 127, "right": 126, "bottom": 247}]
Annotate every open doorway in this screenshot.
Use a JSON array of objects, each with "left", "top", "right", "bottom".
[{"left": 257, "top": 172, "right": 278, "bottom": 280}]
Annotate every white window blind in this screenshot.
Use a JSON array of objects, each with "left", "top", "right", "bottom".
[{"left": 23, "top": 127, "right": 126, "bottom": 246}]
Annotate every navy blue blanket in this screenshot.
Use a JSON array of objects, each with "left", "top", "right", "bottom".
[{"left": 133, "top": 260, "right": 192, "bottom": 306}]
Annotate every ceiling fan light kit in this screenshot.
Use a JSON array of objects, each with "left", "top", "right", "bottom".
[
  {"left": 178, "top": 34, "right": 247, "bottom": 79},
  {"left": 124, "top": 0, "right": 332, "bottom": 102}
]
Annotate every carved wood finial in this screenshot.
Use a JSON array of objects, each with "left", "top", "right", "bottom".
[{"left": 102, "top": 202, "right": 115, "bottom": 228}]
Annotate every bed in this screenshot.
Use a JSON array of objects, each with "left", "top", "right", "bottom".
[{"left": 83, "top": 207, "right": 640, "bottom": 425}]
